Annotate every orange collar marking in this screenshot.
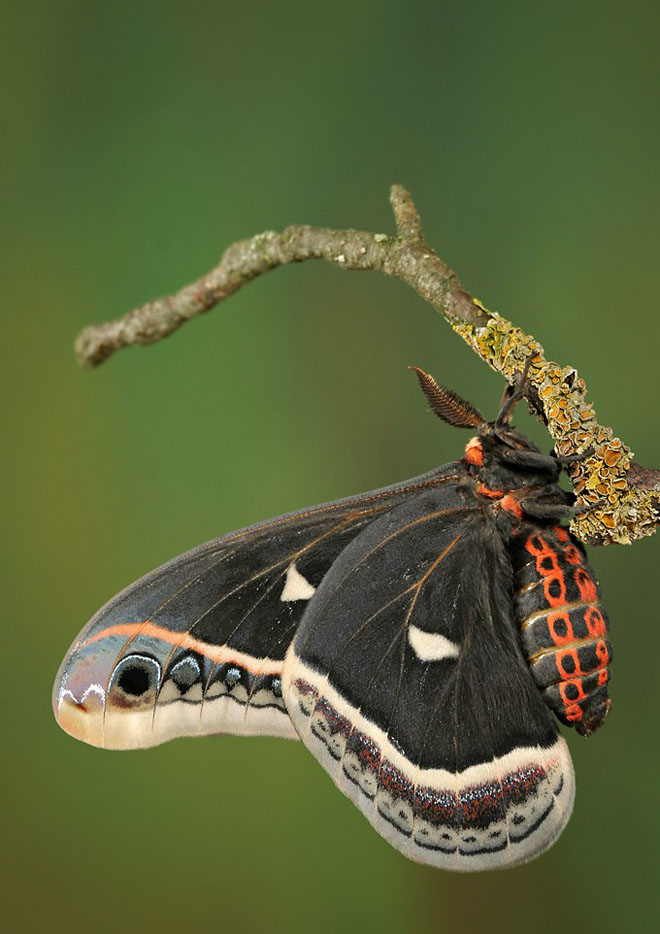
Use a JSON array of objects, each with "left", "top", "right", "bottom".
[{"left": 465, "top": 437, "right": 484, "bottom": 466}]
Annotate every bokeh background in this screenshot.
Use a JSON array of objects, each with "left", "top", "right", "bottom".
[{"left": 3, "top": 1, "right": 660, "bottom": 932}]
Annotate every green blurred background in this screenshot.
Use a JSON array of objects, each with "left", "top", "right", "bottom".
[{"left": 3, "top": 1, "right": 660, "bottom": 931}]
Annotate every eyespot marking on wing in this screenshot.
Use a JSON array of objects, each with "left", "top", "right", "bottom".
[
  {"left": 408, "top": 625, "right": 460, "bottom": 662},
  {"left": 280, "top": 562, "right": 316, "bottom": 602}
]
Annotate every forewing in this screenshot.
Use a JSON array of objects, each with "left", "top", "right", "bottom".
[
  {"left": 283, "top": 488, "right": 575, "bottom": 871},
  {"left": 53, "top": 464, "right": 461, "bottom": 749}
]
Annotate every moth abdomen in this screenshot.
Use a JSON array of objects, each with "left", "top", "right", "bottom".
[
  {"left": 518, "top": 603, "right": 610, "bottom": 657},
  {"left": 512, "top": 525, "right": 612, "bottom": 735}
]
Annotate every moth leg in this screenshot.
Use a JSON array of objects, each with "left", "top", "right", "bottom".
[
  {"left": 571, "top": 498, "right": 606, "bottom": 515},
  {"left": 519, "top": 500, "right": 575, "bottom": 520},
  {"left": 520, "top": 498, "right": 604, "bottom": 520},
  {"left": 496, "top": 354, "right": 535, "bottom": 426},
  {"left": 501, "top": 449, "right": 561, "bottom": 474},
  {"left": 501, "top": 445, "right": 595, "bottom": 473},
  {"left": 552, "top": 445, "right": 595, "bottom": 466}
]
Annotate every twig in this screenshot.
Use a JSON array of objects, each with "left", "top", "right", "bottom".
[{"left": 74, "top": 185, "right": 660, "bottom": 546}]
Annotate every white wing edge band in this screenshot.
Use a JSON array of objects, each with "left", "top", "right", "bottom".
[{"left": 282, "top": 653, "right": 576, "bottom": 871}]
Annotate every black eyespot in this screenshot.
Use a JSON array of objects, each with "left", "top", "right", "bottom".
[
  {"left": 112, "top": 654, "right": 160, "bottom": 699},
  {"left": 118, "top": 665, "right": 150, "bottom": 696}
]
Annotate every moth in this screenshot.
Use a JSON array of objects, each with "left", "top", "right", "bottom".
[{"left": 53, "top": 363, "right": 611, "bottom": 872}]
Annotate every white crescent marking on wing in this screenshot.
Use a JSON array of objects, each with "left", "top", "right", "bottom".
[
  {"left": 408, "top": 625, "right": 460, "bottom": 661},
  {"left": 280, "top": 562, "right": 316, "bottom": 602}
]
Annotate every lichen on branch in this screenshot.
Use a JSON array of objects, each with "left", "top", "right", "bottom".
[{"left": 74, "top": 185, "right": 660, "bottom": 546}]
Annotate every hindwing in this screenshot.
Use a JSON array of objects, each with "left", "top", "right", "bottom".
[
  {"left": 54, "top": 465, "right": 461, "bottom": 749},
  {"left": 283, "top": 486, "right": 575, "bottom": 870}
]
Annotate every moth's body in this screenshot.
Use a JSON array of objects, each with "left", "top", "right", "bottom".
[{"left": 54, "top": 367, "right": 611, "bottom": 871}]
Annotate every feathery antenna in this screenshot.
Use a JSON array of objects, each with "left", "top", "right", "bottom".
[{"left": 410, "top": 366, "right": 485, "bottom": 429}]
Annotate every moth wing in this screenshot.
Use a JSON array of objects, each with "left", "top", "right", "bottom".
[
  {"left": 283, "top": 486, "right": 575, "bottom": 871},
  {"left": 54, "top": 465, "right": 461, "bottom": 749}
]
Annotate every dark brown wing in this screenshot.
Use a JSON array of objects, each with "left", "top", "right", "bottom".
[
  {"left": 284, "top": 486, "right": 575, "bottom": 870},
  {"left": 53, "top": 464, "right": 463, "bottom": 749}
]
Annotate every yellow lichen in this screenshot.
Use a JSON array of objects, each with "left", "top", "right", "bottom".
[{"left": 449, "top": 301, "right": 642, "bottom": 546}]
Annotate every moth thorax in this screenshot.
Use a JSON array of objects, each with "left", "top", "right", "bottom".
[{"left": 465, "top": 437, "right": 484, "bottom": 466}]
